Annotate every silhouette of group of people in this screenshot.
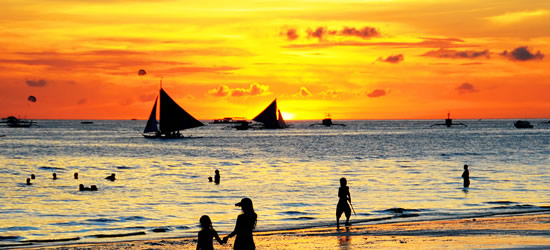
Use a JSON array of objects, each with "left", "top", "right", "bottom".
[
  {"left": 197, "top": 198, "right": 257, "bottom": 250},
  {"left": 24, "top": 172, "right": 117, "bottom": 192},
  {"left": 197, "top": 165, "right": 471, "bottom": 249}
]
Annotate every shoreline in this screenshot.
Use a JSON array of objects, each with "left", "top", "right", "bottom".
[{"left": 6, "top": 212, "right": 549, "bottom": 249}]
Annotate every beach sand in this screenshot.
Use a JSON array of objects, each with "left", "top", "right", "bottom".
[{"left": 10, "top": 213, "right": 550, "bottom": 249}]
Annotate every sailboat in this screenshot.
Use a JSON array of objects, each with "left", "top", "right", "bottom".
[
  {"left": 252, "top": 98, "right": 287, "bottom": 129},
  {"left": 143, "top": 88, "right": 204, "bottom": 138}
]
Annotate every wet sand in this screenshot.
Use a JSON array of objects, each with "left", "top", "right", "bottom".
[{"left": 9, "top": 213, "right": 550, "bottom": 249}]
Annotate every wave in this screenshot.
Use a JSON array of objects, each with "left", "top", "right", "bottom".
[{"left": 38, "top": 166, "right": 65, "bottom": 171}]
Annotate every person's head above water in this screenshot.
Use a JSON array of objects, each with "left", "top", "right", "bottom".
[
  {"left": 235, "top": 197, "right": 254, "bottom": 213},
  {"left": 340, "top": 177, "right": 347, "bottom": 187},
  {"left": 199, "top": 215, "right": 213, "bottom": 230},
  {"left": 74, "top": 173, "right": 78, "bottom": 179}
]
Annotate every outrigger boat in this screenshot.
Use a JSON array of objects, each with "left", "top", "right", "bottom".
[{"left": 142, "top": 87, "right": 203, "bottom": 138}]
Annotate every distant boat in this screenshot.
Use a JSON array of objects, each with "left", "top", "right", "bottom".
[
  {"left": 143, "top": 88, "right": 204, "bottom": 138},
  {"left": 252, "top": 99, "right": 287, "bottom": 129},
  {"left": 81, "top": 121, "right": 94, "bottom": 124},
  {"left": 310, "top": 113, "right": 345, "bottom": 127},
  {"left": 210, "top": 117, "right": 248, "bottom": 124},
  {"left": 430, "top": 113, "right": 466, "bottom": 127},
  {"left": 1, "top": 116, "right": 34, "bottom": 128},
  {"left": 514, "top": 120, "right": 533, "bottom": 129}
]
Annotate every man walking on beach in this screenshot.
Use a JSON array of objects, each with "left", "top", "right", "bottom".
[{"left": 336, "top": 177, "right": 352, "bottom": 229}]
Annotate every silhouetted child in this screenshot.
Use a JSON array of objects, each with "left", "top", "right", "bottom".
[
  {"left": 31, "top": 174, "right": 35, "bottom": 179},
  {"left": 53, "top": 173, "right": 57, "bottom": 180},
  {"left": 214, "top": 170, "right": 220, "bottom": 184},
  {"left": 90, "top": 185, "right": 98, "bottom": 191},
  {"left": 105, "top": 173, "right": 116, "bottom": 181},
  {"left": 223, "top": 198, "right": 257, "bottom": 249},
  {"left": 208, "top": 177, "right": 213, "bottom": 182},
  {"left": 26, "top": 178, "right": 32, "bottom": 185},
  {"left": 336, "top": 177, "right": 352, "bottom": 229},
  {"left": 462, "top": 164, "right": 470, "bottom": 188},
  {"left": 197, "top": 215, "right": 224, "bottom": 250},
  {"left": 74, "top": 173, "right": 78, "bottom": 179}
]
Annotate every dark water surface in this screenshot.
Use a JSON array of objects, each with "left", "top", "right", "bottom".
[{"left": 1, "top": 119, "right": 549, "bottom": 245}]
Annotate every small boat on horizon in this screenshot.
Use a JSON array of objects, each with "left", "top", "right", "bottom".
[
  {"left": 430, "top": 113, "right": 466, "bottom": 128},
  {"left": 210, "top": 117, "right": 248, "bottom": 124},
  {"left": 142, "top": 87, "right": 204, "bottom": 138},
  {"left": 1, "top": 116, "right": 34, "bottom": 128},
  {"left": 81, "top": 121, "right": 94, "bottom": 124},
  {"left": 310, "top": 113, "right": 346, "bottom": 127},
  {"left": 514, "top": 120, "right": 533, "bottom": 129}
]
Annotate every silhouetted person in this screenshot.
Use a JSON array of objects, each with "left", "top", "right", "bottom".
[
  {"left": 223, "top": 198, "right": 257, "bottom": 250},
  {"left": 336, "top": 177, "right": 351, "bottom": 229},
  {"left": 74, "top": 173, "right": 78, "bottom": 179},
  {"left": 31, "top": 174, "right": 35, "bottom": 179},
  {"left": 208, "top": 177, "right": 213, "bottom": 182},
  {"left": 214, "top": 170, "right": 220, "bottom": 184},
  {"left": 90, "top": 185, "right": 98, "bottom": 191},
  {"left": 26, "top": 178, "right": 32, "bottom": 185},
  {"left": 462, "top": 164, "right": 470, "bottom": 188},
  {"left": 79, "top": 184, "right": 88, "bottom": 191},
  {"left": 52, "top": 173, "right": 57, "bottom": 180},
  {"left": 197, "top": 215, "right": 224, "bottom": 250},
  {"left": 105, "top": 173, "right": 116, "bottom": 181}
]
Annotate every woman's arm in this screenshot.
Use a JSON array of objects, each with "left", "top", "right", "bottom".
[{"left": 213, "top": 229, "right": 224, "bottom": 245}]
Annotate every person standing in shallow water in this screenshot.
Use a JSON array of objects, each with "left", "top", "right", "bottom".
[
  {"left": 336, "top": 177, "right": 352, "bottom": 229},
  {"left": 223, "top": 198, "right": 257, "bottom": 250},
  {"left": 462, "top": 164, "right": 470, "bottom": 188},
  {"left": 214, "top": 170, "right": 220, "bottom": 184},
  {"left": 197, "top": 215, "right": 224, "bottom": 250}
]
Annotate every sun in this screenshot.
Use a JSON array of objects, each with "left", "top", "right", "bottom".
[{"left": 280, "top": 112, "right": 295, "bottom": 120}]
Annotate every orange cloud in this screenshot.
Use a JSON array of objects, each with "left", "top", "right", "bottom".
[
  {"left": 500, "top": 46, "right": 544, "bottom": 61},
  {"left": 367, "top": 89, "right": 387, "bottom": 98},
  {"left": 456, "top": 82, "right": 478, "bottom": 94},
  {"left": 378, "top": 54, "right": 404, "bottom": 63},
  {"left": 208, "top": 83, "right": 270, "bottom": 97}
]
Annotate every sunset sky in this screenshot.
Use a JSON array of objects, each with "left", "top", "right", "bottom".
[{"left": 1, "top": 0, "right": 549, "bottom": 120}]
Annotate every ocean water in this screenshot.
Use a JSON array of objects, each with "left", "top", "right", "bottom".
[{"left": 1, "top": 119, "right": 549, "bottom": 245}]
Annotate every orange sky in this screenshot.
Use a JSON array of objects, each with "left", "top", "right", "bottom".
[{"left": 1, "top": 0, "right": 549, "bottom": 120}]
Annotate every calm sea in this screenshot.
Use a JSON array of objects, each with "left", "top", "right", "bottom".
[{"left": 1, "top": 120, "right": 549, "bottom": 245}]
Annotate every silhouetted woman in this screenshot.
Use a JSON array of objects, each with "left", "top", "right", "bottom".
[
  {"left": 223, "top": 198, "right": 257, "bottom": 250},
  {"left": 197, "top": 215, "right": 224, "bottom": 250},
  {"left": 462, "top": 164, "right": 470, "bottom": 188},
  {"left": 336, "top": 177, "right": 351, "bottom": 229}
]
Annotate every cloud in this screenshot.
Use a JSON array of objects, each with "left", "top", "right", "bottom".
[
  {"left": 208, "top": 83, "right": 270, "bottom": 97},
  {"left": 307, "top": 27, "right": 327, "bottom": 40},
  {"left": 456, "top": 82, "right": 478, "bottom": 94},
  {"left": 25, "top": 79, "right": 47, "bottom": 87},
  {"left": 304, "top": 26, "right": 379, "bottom": 41},
  {"left": 209, "top": 85, "right": 231, "bottom": 97},
  {"left": 367, "top": 89, "right": 386, "bottom": 98},
  {"left": 340, "top": 26, "right": 379, "bottom": 39},
  {"left": 378, "top": 54, "right": 404, "bottom": 63},
  {"left": 321, "top": 89, "right": 342, "bottom": 99},
  {"left": 284, "top": 37, "right": 470, "bottom": 49},
  {"left": 286, "top": 29, "right": 299, "bottom": 41},
  {"left": 422, "top": 48, "right": 490, "bottom": 59},
  {"left": 139, "top": 93, "right": 157, "bottom": 102},
  {"left": 298, "top": 87, "right": 311, "bottom": 97},
  {"left": 500, "top": 46, "right": 544, "bottom": 61}
]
